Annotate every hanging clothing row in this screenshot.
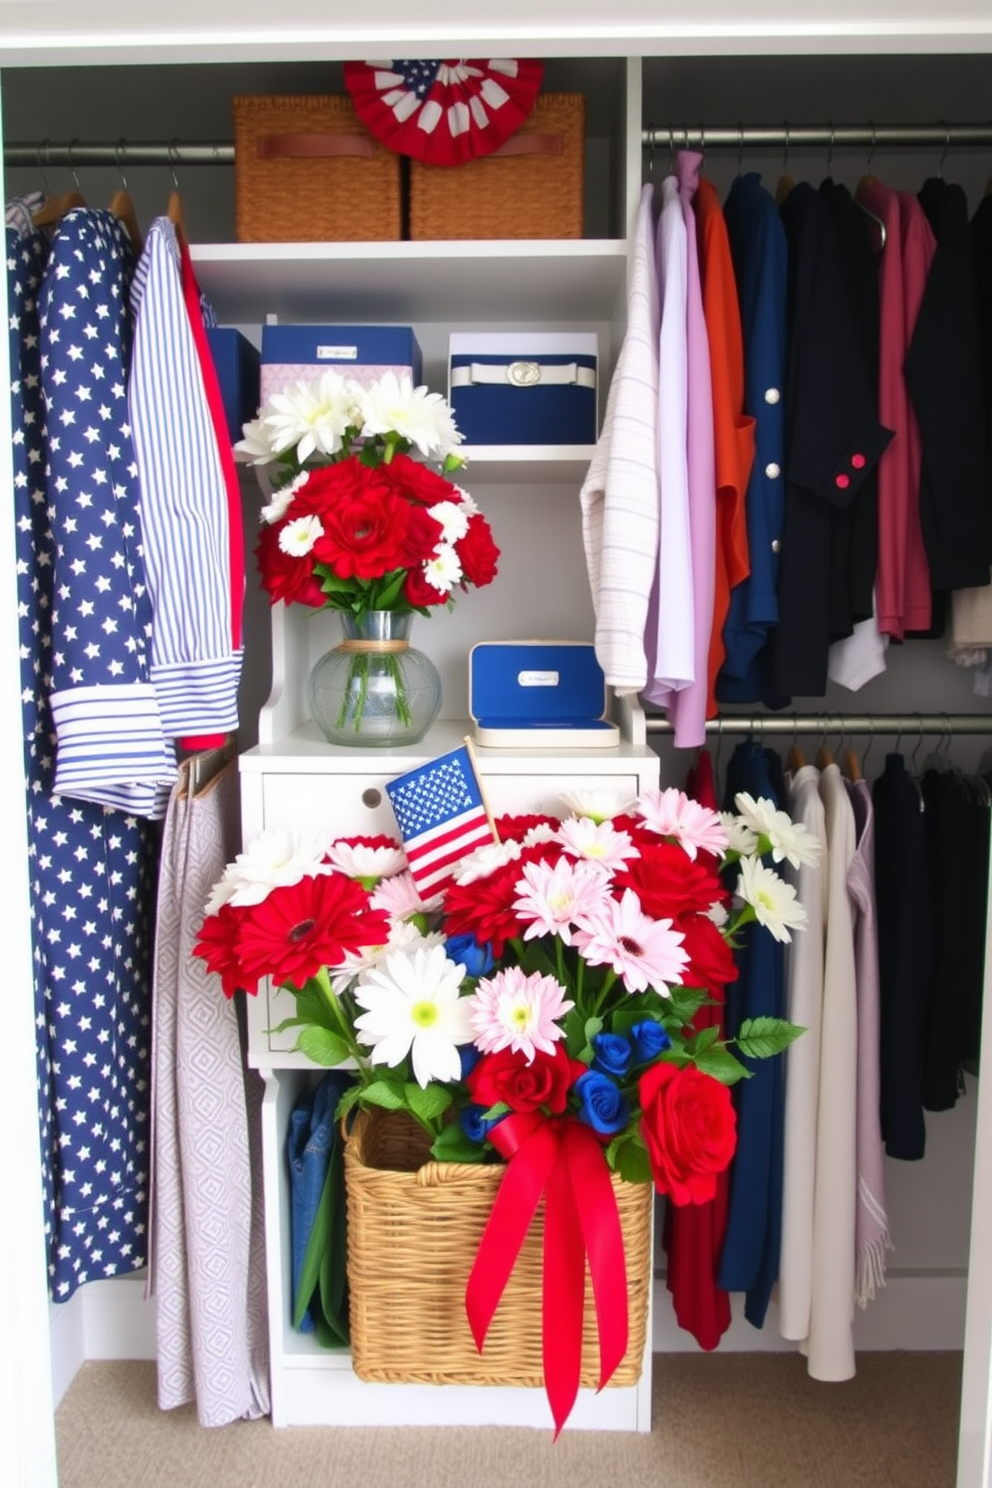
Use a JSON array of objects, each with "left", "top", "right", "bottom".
[
  {"left": 581, "top": 128, "right": 992, "bottom": 746},
  {"left": 663, "top": 719, "right": 990, "bottom": 1384},
  {"left": 8, "top": 186, "right": 250, "bottom": 1398}
]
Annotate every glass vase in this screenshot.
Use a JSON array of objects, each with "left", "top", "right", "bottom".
[{"left": 308, "top": 611, "right": 442, "bottom": 748}]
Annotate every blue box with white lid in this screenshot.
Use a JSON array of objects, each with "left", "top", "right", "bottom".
[
  {"left": 205, "top": 328, "right": 261, "bottom": 442},
  {"left": 448, "top": 332, "right": 598, "bottom": 446},
  {"left": 260, "top": 324, "right": 423, "bottom": 406},
  {"left": 469, "top": 641, "right": 619, "bottom": 748}
]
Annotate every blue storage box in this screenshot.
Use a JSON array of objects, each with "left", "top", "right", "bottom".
[
  {"left": 260, "top": 323, "right": 422, "bottom": 405},
  {"left": 469, "top": 641, "right": 619, "bottom": 749},
  {"left": 449, "top": 332, "right": 598, "bottom": 446},
  {"left": 205, "top": 328, "right": 261, "bottom": 443}
]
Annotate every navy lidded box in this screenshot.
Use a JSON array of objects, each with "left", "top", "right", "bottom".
[
  {"left": 205, "top": 328, "right": 261, "bottom": 443},
  {"left": 469, "top": 641, "right": 619, "bottom": 749},
  {"left": 449, "top": 332, "right": 597, "bottom": 446},
  {"left": 260, "top": 324, "right": 423, "bottom": 405}
]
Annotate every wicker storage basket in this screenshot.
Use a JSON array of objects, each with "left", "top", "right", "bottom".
[
  {"left": 343, "top": 1107, "right": 651, "bottom": 1387},
  {"left": 409, "top": 93, "right": 585, "bottom": 241},
  {"left": 232, "top": 94, "right": 402, "bottom": 243}
]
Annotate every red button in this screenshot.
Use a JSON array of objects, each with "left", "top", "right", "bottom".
[
  {"left": 835, "top": 473, "right": 850, "bottom": 490},
  {"left": 851, "top": 452, "right": 866, "bottom": 469}
]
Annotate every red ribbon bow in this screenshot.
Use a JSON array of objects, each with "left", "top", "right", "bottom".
[{"left": 464, "top": 1111, "right": 629, "bottom": 1437}]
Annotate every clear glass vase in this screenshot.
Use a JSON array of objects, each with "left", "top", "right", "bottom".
[{"left": 308, "top": 611, "right": 442, "bottom": 748}]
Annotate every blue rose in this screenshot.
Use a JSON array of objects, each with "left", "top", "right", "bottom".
[
  {"left": 459, "top": 1043, "right": 482, "bottom": 1079},
  {"left": 445, "top": 932, "right": 496, "bottom": 978},
  {"left": 592, "top": 1031, "right": 633, "bottom": 1079},
  {"left": 574, "top": 1070, "right": 630, "bottom": 1137},
  {"left": 460, "top": 1103, "right": 501, "bottom": 1143},
  {"left": 630, "top": 1019, "right": 672, "bottom": 1063}
]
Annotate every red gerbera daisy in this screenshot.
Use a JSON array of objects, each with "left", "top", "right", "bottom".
[
  {"left": 193, "top": 902, "right": 258, "bottom": 999},
  {"left": 234, "top": 872, "right": 391, "bottom": 990}
]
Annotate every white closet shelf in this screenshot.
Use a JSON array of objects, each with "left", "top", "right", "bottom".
[
  {"left": 190, "top": 240, "right": 628, "bottom": 323},
  {"left": 233, "top": 445, "right": 595, "bottom": 484}
]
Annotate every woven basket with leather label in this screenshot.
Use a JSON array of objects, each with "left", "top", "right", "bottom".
[
  {"left": 232, "top": 94, "right": 403, "bottom": 243},
  {"left": 409, "top": 93, "right": 585, "bottom": 240},
  {"left": 343, "top": 1106, "right": 651, "bottom": 1388}
]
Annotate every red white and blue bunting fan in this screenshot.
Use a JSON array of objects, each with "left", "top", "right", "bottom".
[{"left": 343, "top": 59, "right": 544, "bottom": 167}]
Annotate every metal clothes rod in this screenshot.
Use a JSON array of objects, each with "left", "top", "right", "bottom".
[
  {"left": 2, "top": 141, "right": 233, "bottom": 168},
  {"left": 642, "top": 123, "right": 992, "bottom": 151},
  {"left": 645, "top": 713, "right": 992, "bottom": 736}
]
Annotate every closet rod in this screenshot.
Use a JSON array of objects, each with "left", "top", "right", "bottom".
[
  {"left": 645, "top": 713, "right": 992, "bottom": 736},
  {"left": 641, "top": 123, "right": 992, "bottom": 151},
  {"left": 2, "top": 141, "right": 233, "bottom": 168}
]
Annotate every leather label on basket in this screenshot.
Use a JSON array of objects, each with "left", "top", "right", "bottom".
[
  {"left": 256, "top": 132, "right": 375, "bottom": 160},
  {"left": 491, "top": 132, "right": 563, "bottom": 159}
]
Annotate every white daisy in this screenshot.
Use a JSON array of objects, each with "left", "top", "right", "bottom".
[
  {"left": 422, "top": 541, "right": 463, "bottom": 594},
  {"left": 354, "top": 370, "right": 462, "bottom": 461},
  {"left": 427, "top": 498, "right": 470, "bottom": 544},
  {"left": 734, "top": 792, "right": 822, "bottom": 869},
  {"left": 720, "top": 811, "right": 761, "bottom": 857},
  {"left": 353, "top": 943, "right": 474, "bottom": 1088},
  {"left": 277, "top": 513, "right": 323, "bottom": 557},
  {"left": 452, "top": 839, "right": 521, "bottom": 887},
  {"left": 236, "top": 414, "right": 279, "bottom": 465},
  {"left": 323, "top": 838, "right": 407, "bottom": 882},
  {"left": 736, "top": 856, "right": 808, "bottom": 943},
  {"left": 260, "top": 369, "right": 361, "bottom": 464},
  {"left": 558, "top": 787, "right": 635, "bottom": 823},
  {"left": 260, "top": 470, "right": 310, "bottom": 525},
  {"left": 329, "top": 919, "right": 441, "bottom": 994}
]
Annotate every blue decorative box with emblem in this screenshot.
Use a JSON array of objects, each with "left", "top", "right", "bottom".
[
  {"left": 205, "top": 328, "right": 261, "bottom": 442},
  {"left": 448, "top": 332, "right": 598, "bottom": 446},
  {"left": 469, "top": 641, "right": 619, "bottom": 748},
  {"left": 260, "top": 324, "right": 423, "bottom": 406}
]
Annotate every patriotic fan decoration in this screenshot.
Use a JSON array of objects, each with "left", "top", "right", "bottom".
[{"left": 343, "top": 59, "right": 544, "bottom": 166}]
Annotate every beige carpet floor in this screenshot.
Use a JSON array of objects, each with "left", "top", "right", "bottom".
[{"left": 54, "top": 1351, "right": 962, "bottom": 1488}]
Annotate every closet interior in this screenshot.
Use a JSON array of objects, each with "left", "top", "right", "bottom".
[{"left": 5, "top": 36, "right": 992, "bottom": 1483}]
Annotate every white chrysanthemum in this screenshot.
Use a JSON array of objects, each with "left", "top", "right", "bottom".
[
  {"left": 428, "top": 498, "right": 470, "bottom": 543},
  {"left": 734, "top": 791, "right": 822, "bottom": 869},
  {"left": 720, "top": 811, "right": 760, "bottom": 857},
  {"left": 452, "top": 483, "right": 477, "bottom": 515},
  {"left": 259, "top": 369, "right": 361, "bottom": 464},
  {"left": 277, "top": 513, "right": 324, "bottom": 557},
  {"left": 452, "top": 839, "right": 521, "bottom": 887},
  {"left": 236, "top": 414, "right": 279, "bottom": 465},
  {"left": 353, "top": 943, "right": 474, "bottom": 1088},
  {"left": 354, "top": 370, "right": 462, "bottom": 460},
  {"left": 323, "top": 838, "right": 407, "bottom": 882},
  {"left": 422, "top": 542, "right": 463, "bottom": 594},
  {"left": 558, "top": 787, "right": 634, "bottom": 824},
  {"left": 260, "top": 470, "right": 310, "bottom": 525},
  {"left": 736, "top": 856, "right": 808, "bottom": 943},
  {"left": 205, "top": 827, "right": 333, "bottom": 912},
  {"left": 521, "top": 821, "right": 559, "bottom": 848}
]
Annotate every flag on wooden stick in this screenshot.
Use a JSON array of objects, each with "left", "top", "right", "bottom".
[{"left": 385, "top": 740, "right": 498, "bottom": 900}]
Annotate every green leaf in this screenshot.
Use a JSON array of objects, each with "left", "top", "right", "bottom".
[
  {"left": 563, "top": 1007, "right": 589, "bottom": 1059},
  {"left": 295, "top": 1026, "right": 352, "bottom": 1067},
  {"left": 334, "top": 1083, "right": 362, "bottom": 1124},
  {"left": 291, "top": 979, "right": 340, "bottom": 1031},
  {"left": 734, "top": 1016, "right": 806, "bottom": 1060},
  {"left": 432, "top": 1124, "right": 486, "bottom": 1164},
  {"left": 693, "top": 1044, "right": 752, "bottom": 1085},
  {"left": 405, "top": 1082, "right": 453, "bottom": 1124},
  {"left": 664, "top": 985, "right": 712, "bottom": 1026},
  {"left": 685, "top": 1025, "right": 721, "bottom": 1056},
  {"left": 479, "top": 1101, "right": 510, "bottom": 1122},
  {"left": 608, "top": 1136, "right": 653, "bottom": 1186},
  {"left": 359, "top": 1079, "right": 408, "bottom": 1111}
]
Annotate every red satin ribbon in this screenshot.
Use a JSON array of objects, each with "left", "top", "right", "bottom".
[{"left": 464, "top": 1112, "right": 629, "bottom": 1438}]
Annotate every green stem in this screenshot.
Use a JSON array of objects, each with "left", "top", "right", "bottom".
[
  {"left": 590, "top": 969, "right": 618, "bottom": 1016},
  {"left": 314, "top": 966, "right": 362, "bottom": 1061}
]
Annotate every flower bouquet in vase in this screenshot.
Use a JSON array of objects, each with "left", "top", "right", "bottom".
[
  {"left": 238, "top": 370, "right": 500, "bottom": 746},
  {"left": 194, "top": 778, "right": 811, "bottom": 1435}
]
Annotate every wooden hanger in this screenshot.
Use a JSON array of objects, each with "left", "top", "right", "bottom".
[
  {"left": 814, "top": 717, "right": 834, "bottom": 771},
  {"left": 841, "top": 747, "right": 862, "bottom": 782},
  {"left": 109, "top": 142, "right": 143, "bottom": 254},
  {"left": 32, "top": 139, "right": 87, "bottom": 228},
  {"left": 167, "top": 140, "right": 187, "bottom": 249}
]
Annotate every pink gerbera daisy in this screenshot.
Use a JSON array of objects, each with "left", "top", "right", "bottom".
[
  {"left": 512, "top": 855, "right": 612, "bottom": 944},
  {"left": 634, "top": 787, "right": 729, "bottom": 861},
  {"left": 555, "top": 815, "right": 641, "bottom": 871},
  {"left": 468, "top": 966, "right": 573, "bottom": 1063},
  {"left": 572, "top": 888, "right": 689, "bottom": 994}
]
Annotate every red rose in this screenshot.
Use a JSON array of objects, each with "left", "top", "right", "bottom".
[
  {"left": 399, "top": 502, "right": 446, "bottom": 567},
  {"left": 254, "top": 522, "right": 326, "bottom": 607},
  {"left": 493, "top": 813, "right": 558, "bottom": 844},
  {"left": 638, "top": 1062, "right": 736, "bottom": 1206},
  {"left": 677, "top": 914, "right": 739, "bottom": 995},
  {"left": 467, "top": 1044, "right": 584, "bottom": 1115},
  {"left": 403, "top": 565, "right": 449, "bottom": 608},
  {"left": 380, "top": 451, "right": 458, "bottom": 506},
  {"left": 306, "top": 459, "right": 411, "bottom": 580},
  {"left": 455, "top": 513, "right": 500, "bottom": 588},
  {"left": 614, "top": 839, "right": 723, "bottom": 921}
]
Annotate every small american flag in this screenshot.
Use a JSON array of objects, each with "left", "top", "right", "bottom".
[{"left": 385, "top": 743, "right": 497, "bottom": 899}]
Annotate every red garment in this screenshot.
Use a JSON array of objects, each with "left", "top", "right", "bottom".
[
  {"left": 855, "top": 179, "right": 933, "bottom": 638},
  {"left": 662, "top": 747, "right": 733, "bottom": 1351},
  {"left": 694, "top": 178, "right": 756, "bottom": 715},
  {"left": 177, "top": 236, "right": 246, "bottom": 750}
]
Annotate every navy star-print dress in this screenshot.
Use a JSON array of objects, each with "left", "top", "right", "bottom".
[{"left": 11, "top": 210, "right": 163, "bottom": 1301}]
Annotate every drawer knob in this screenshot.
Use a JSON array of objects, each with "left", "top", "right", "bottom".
[{"left": 362, "top": 787, "right": 382, "bottom": 809}]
